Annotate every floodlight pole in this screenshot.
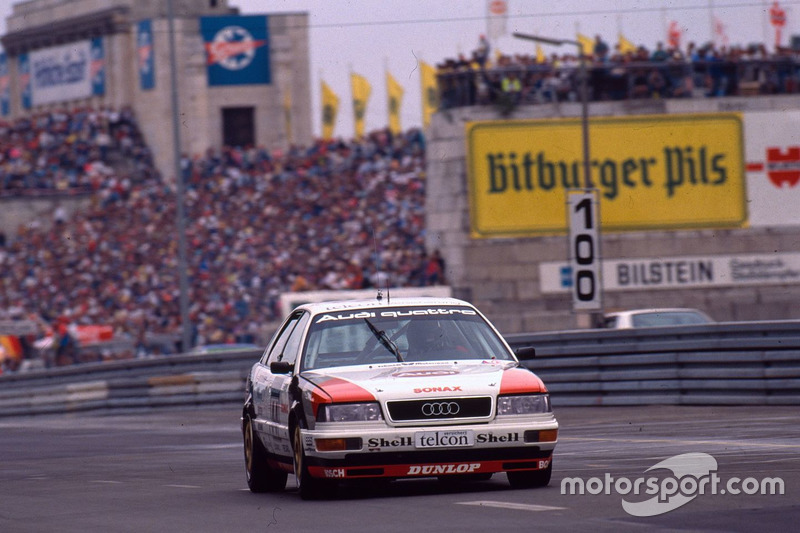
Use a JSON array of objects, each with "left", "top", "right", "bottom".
[
  {"left": 167, "top": 0, "right": 193, "bottom": 352},
  {"left": 513, "top": 33, "right": 602, "bottom": 328},
  {"left": 512, "top": 32, "right": 591, "bottom": 189}
]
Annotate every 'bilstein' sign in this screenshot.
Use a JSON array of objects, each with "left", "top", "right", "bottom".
[
  {"left": 539, "top": 253, "right": 800, "bottom": 293},
  {"left": 466, "top": 113, "right": 747, "bottom": 237}
]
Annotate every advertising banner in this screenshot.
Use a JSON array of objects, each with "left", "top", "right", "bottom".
[
  {"left": 137, "top": 20, "right": 155, "bottom": 90},
  {"left": 18, "top": 53, "right": 31, "bottom": 110},
  {"left": 30, "top": 41, "right": 93, "bottom": 105},
  {"left": 743, "top": 111, "right": 800, "bottom": 227},
  {"left": 200, "top": 15, "right": 271, "bottom": 86},
  {"left": 540, "top": 252, "right": 800, "bottom": 293},
  {"left": 466, "top": 113, "right": 747, "bottom": 237},
  {"left": 90, "top": 37, "right": 105, "bottom": 96},
  {"left": 0, "top": 53, "right": 8, "bottom": 116}
]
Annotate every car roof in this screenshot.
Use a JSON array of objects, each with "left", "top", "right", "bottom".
[
  {"left": 296, "top": 297, "right": 474, "bottom": 315},
  {"left": 605, "top": 308, "right": 709, "bottom": 317}
]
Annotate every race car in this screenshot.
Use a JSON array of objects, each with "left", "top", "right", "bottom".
[{"left": 241, "top": 296, "right": 557, "bottom": 499}]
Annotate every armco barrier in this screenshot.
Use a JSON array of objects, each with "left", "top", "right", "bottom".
[
  {"left": 506, "top": 320, "right": 800, "bottom": 407},
  {"left": 1, "top": 321, "right": 799, "bottom": 416},
  {"left": 0, "top": 348, "right": 260, "bottom": 417}
]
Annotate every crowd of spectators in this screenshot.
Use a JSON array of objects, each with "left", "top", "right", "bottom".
[
  {"left": 437, "top": 35, "right": 800, "bottom": 110},
  {"left": 0, "top": 107, "right": 153, "bottom": 196},
  {"left": 0, "top": 107, "right": 438, "bottom": 362}
]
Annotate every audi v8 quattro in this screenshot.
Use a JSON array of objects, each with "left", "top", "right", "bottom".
[{"left": 242, "top": 297, "right": 557, "bottom": 499}]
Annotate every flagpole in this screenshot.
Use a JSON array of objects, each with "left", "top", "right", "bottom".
[
  {"left": 384, "top": 57, "right": 389, "bottom": 133},
  {"left": 417, "top": 51, "right": 425, "bottom": 128},
  {"left": 708, "top": 0, "right": 715, "bottom": 47}
]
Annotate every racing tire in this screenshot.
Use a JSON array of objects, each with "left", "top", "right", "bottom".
[
  {"left": 292, "top": 424, "right": 334, "bottom": 500},
  {"left": 243, "top": 413, "right": 288, "bottom": 493},
  {"left": 506, "top": 461, "right": 552, "bottom": 489}
]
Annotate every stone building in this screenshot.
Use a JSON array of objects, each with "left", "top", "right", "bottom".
[{"left": 1, "top": 0, "right": 312, "bottom": 180}]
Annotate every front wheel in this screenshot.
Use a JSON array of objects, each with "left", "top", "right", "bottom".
[
  {"left": 243, "top": 412, "right": 287, "bottom": 492},
  {"left": 507, "top": 461, "right": 552, "bottom": 489},
  {"left": 292, "top": 424, "right": 334, "bottom": 500}
]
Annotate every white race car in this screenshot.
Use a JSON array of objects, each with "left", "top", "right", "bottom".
[{"left": 242, "top": 297, "right": 557, "bottom": 499}]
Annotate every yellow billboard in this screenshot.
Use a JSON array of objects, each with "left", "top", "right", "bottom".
[{"left": 466, "top": 113, "right": 747, "bottom": 238}]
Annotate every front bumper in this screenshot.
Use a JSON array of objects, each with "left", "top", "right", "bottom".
[{"left": 301, "top": 416, "right": 558, "bottom": 480}]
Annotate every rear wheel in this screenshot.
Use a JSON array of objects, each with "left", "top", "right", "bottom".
[
  {"left": 243, "top": 412, "right": 287, "bottom": 492},
  {"left": 292, "top": 424, "right": 334, "bottom": 500},
  {"left": 507, "top": 461, "right": 552, "bottom": 489}
]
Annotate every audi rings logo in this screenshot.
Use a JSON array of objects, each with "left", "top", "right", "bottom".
[{"left": 421, "top": 402, "right": 460, "bottom": 417}]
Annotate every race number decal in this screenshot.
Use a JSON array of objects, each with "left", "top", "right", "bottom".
[{"left": 568, "top": 190, "right": 602, "bottom": 311}]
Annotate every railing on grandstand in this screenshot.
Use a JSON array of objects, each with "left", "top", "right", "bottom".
[{"left": 437, "top": 58, "right": 800, "bottom": 109}]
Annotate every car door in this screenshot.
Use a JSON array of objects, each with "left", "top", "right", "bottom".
[
  {"left": 266, "top": 311, "right": 310, "bottom": 457},
  {"left": 251, "top": 311, "right": 304, "bottom": 456}
]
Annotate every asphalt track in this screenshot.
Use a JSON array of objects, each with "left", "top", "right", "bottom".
[{"left": 1, "top": 405, "right": 798, "bottom": 532}]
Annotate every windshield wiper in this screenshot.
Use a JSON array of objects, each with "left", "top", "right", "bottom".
[{"left": 363, "top": 318, "right": 403, "bottom": 362}]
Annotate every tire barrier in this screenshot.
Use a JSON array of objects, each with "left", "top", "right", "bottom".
[{"left": 2, "top": 321, "right": 800, "bottom": 417}]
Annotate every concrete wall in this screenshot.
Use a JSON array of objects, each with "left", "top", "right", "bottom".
[{"left": 425, "top": 95, "right": 800, "bottom": 334}]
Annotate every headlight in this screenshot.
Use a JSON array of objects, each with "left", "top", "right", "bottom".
[
  {"left": 318, "top": 402, "right": 383, "bottom": 422},
  {"left": 497, "top": 394, "right": 551, "bottom": 415}
]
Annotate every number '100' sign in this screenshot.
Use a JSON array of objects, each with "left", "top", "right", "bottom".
[{"left": 568, "top": 190, "right": 602, "bottom": 311}]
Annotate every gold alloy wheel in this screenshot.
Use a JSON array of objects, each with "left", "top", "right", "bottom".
[
  {"left": 244, "top": 417, "right": 254, "bottom": 474},
  {"left": 293, "top": 425, "right": 303, "bottom": 478}
]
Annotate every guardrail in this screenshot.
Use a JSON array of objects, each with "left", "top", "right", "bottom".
[
  {"left": 0, "top": 349, "right": 259, "bottom": 417},
  {"left": 1, "top": 321, "right": 799, "bottom": 417},
  {"left": 507, "top": 320, "right": 800, "bottom": 406}
]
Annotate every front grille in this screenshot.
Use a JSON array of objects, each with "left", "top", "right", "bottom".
[{"left": 386, "top": 397, "right": 492, "bottom": 422}]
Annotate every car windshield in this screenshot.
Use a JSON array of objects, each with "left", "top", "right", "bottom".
[
  {"left": 300, "top": 305, "right": 513, "bottom": 370},
  {"left": 631, "top": 311, "right": 710, "bottom": 327}
]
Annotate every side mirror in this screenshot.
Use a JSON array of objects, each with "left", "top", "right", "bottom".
[
  {"left": 514, "top": 346, "right": 536, "bottom": 360},
  {"left": 270, "top": 361, "right": 294, "bottom": 374}
]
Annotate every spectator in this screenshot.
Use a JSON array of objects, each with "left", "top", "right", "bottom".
[
  {"left": 474, "top": 34, "right": 490, "bottom": 69},
  {"left": 593, "top": 35, "right": 610, "bottom": 63}
]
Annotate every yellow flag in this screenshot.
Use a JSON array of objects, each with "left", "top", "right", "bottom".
[
  {"left": 283, "top": 88, "right": 293, "bottom": 144},
  {"left": 618, "top": 33, "right": 637, "bottom": 54},
  {"left": 420, "top": 61, "right": 438, "bottom": 128},
  {"left": 386, "top": 71, "right": 404, "bottom": 135},
  {"left": 350, "top": 72, "right": 371, "bottom": 139},
  {"left": 494, "top": 48, "right": 503, "bottom": 64},
  {"left": 321, "top": 80, "right": 339, "bottom": 140},
  {"left": 576, "top": 33, "right": 594, "bottom": 56},
  {"left": 536, "top": 44, "right": 546, "bottom": 63}
]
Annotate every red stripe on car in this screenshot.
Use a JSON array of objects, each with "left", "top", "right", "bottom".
[
  {"left": 499, "top": 368, "right": 546, "bottom": 394},
  {"left": 316, "top": 377, "right": 376, "bottom": 403}
]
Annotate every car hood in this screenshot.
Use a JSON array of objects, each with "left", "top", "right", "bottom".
[{"left": 301, "top": 361, "right": 546, "bottom": 402}]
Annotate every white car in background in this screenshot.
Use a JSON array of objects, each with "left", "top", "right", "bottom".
[{"left": 603, "top": 308, "right": 714, "bottom": 329}]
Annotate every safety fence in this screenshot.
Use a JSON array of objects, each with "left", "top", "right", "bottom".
[{"left": 1, "top": 321, "right": 799, "bottom": 417}]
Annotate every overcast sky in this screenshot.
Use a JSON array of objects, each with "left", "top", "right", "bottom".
[{"left": 2, "top": 1, "right": 799, "bottom": 138}]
